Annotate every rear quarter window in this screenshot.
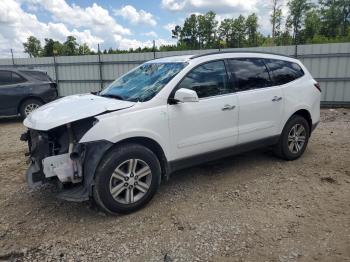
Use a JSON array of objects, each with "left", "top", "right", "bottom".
[
  {"left": 20, "top": 70, "right": 52, "bottom": 82},
  {"left": 265, "top": 59, "right": 304, "bottom": 85}
]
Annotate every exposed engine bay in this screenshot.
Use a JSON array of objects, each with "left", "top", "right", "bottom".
[{"left": 21, "top": 117, "right": 112, "bottom": 201}]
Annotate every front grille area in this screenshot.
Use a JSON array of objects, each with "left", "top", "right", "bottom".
[
  {"left": 27, "top": 130, "right": 51, "bottom": 168},
  {"left": 24, "top": 126, "right": 69, "bottom": 167}
]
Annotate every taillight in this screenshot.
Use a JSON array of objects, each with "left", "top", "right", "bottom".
[{"left": 314, "top": 82, "right": 321, "bottom": 92}]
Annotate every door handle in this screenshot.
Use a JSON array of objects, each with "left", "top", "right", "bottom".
[
  {"left": 222, "top": 104, "right": 236, "bottom": 111},
  {"left": 272, "top": 96, "right": 282, "bottom": 102}
]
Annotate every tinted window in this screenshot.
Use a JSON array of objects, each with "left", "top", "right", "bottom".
[
  {"left": 0, "top": 71, "right": 12, "bottom": 85},
  {"left": 20, "top": 70, "right": 52, "bottom": 82},
  {"left": 11, "top": 72, "right": 26, "bottom": 84},
  {"left": 229, "top": 58, "right": 271, "bottom": 91},
  {"left": 0, "top": 71, "right": 26, "bottom": 85},
  {"left": 177, "top": 60, "right": 230, "bottom": 98},
  {"left": 265, "top": 59, "right": 304, "bottom": 85}
]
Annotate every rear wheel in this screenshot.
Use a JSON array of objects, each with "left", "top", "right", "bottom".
[
  {"left": 274, "top": 115, "right": 310, "bottom": 160},
  {"left": 20, "top": 98, "right": 43, "bottom": 119},
  {"left": 93, "top": 143, "right": 161, "bottom": 214}
]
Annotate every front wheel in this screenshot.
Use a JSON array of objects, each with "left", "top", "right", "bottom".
[
  {"left": 274, "top": 115, "right": 310, "bottom": 160},
  {"left": 93, "top": 143, "right": 161, "bottom": 214}
]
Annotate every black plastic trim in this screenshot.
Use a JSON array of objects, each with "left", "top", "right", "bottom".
[
  {"left": 168, "top": 135, "right": 280, "bottom": 173},
  {"left": 311, "top": 121, "right": 320, "bottom": 133},
  {"left": 189, "top": 51, "right": 295, "bottom": 60},
  {"left": 56, "top": 140, "right": 113, "bottom": 202}
]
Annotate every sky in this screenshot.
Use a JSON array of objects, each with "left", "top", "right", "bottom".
[{"left": 0, "top": 0, "right": 290, "bottom": 58}]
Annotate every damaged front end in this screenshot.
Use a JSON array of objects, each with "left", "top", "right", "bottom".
[{"left": 21, "top": 118, "right": 112, "bottom": 202}]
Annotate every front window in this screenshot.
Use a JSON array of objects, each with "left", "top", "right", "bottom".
[
  {"left": 177, "top": 60, "right": 231, "bottom": 98},
  {"left": 100, "top": 62, "right": 186, "bottom": 102}
]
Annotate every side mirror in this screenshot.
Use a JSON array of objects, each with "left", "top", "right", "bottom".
[{"left": 174, "top": 88, "right": 199, "bottom": 103}]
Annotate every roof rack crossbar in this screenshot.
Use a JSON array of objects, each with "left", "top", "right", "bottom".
[{"left": 189, "top": 50, "right": 295, "bottom": 60}]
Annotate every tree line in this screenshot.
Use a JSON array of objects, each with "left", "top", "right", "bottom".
[
  {"left": 172, "top": 0, "right": 350, "bottom": 49},
  {"left": 22, "top": 0, "right": 350, "bottom": 57}
]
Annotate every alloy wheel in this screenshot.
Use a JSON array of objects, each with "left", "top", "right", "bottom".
[
  {"left": 287, "top": 124, "right": 306, "bottom": 154},
  {"left": 109, "top": 159, "right": 152, "bottom": 204},
  {"left": 24, "top": 103, "right": 40, "bottom": 116}
]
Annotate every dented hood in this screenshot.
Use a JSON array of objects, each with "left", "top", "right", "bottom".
[{"left": 23, "top": 94, "right": 135, "bottom": 131}]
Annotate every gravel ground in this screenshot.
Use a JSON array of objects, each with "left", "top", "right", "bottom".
[{"left": 0, "top": 109, "right": 349, "bottom": 262}]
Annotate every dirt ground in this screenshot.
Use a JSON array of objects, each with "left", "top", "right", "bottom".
[{"left": 0, "top": 109, "right": 349, "bottom": 262}]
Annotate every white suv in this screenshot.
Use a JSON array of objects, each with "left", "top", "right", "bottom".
[{"left": 22, "top": 52, "right": 321, "bottom": 214}]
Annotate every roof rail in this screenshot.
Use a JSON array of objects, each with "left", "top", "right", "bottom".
[{"left": 189, "top": 50, "right": 295, "bottom": 60}]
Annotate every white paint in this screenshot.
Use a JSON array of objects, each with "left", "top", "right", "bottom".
[
  {"left": 23, "top": 93, "right": 135, "bottom": 130},
  {"left": 24, "top": 52, "right": 321, "bottom": 164}
]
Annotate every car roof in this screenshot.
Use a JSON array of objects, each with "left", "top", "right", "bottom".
[
  {"left": 147, "top": 51, "right": 299, "bottom": 64},
  {"left": 146, "top": 55, "right": 193, "bottom": 63},
  {"left": 0, "top": 67, "right": 46, "bottom": 73}
]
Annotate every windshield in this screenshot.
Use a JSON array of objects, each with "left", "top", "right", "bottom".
[{"left": 100, "top": 62, "right": 186, "bottom": 102}]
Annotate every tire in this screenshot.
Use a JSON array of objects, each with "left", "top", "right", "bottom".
[
  {"left": 274, "top": 115, "right": 310, "bottom": 160},
  {"left": 20, "top": 98, "right": 43, "bottom": 119},
  {"left": 93, "top": 143, "right": 161, "bottom": 215}
]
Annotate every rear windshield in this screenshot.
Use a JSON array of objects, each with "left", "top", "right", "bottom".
[{"left": 20, "top": 70, "right": 53, "bottom": 82}]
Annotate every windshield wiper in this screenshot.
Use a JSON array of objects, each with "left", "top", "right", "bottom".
[{"left": 100, "top": 93, "right": 125, "bottom": 100}]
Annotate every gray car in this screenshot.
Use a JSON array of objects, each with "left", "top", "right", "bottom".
[{"left": 0, "top": 68, "right": 58, "bottom": 118}]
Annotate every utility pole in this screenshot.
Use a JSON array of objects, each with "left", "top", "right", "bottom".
[
  {"left": 153, "top": 40, "right": 156, "bottom": 59},
  {"left": 97, "top": 44, "right": 103, "bottom": 91},
  {"left": 10, "top": 49, "right": 15, "bottom": 67},
  {"left": 294, "top": 30, "right": 298, "bottom": 58},
  {"left": 53, "top": 50, "right": 59, "bottom": 92}
]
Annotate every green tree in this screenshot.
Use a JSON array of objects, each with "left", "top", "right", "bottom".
[
  {"left": 232, "top": 15, "right": 246, "bottom": 47},
  {"left": 197, "top": 11, "right": 218, "bottom": 48},
  {"left": 180, "top": 14, "right": 199, "bottom": 49},
  {"left": 271, "top": 0, "right": 283, "bottom": 39},
  {"left": 23, "top": 36, "right": 42, "bottom": 57},
  {"left": 303, "top": 10, "right": 321, "bottom": 42},
  {"left": 78, "top": 43, "right": 91, "bottom": 55},
  {"left": 287, "top": 0, "right": 313, "bottom": 44},
  {"left": 219, "top": 18, "right": 234, "bottom": 47},
  {"left": 246, "top": 13, "right": 259, "bottom": 46},
  {"left": 319, "top": 0, "right": 350, "bottom": 37},
  {"left": 42, "top": 38, "right": 55, "bottom": 56},
  {"left": 171, "top": 25, "right": 181, "bottom": 39},
  {"left": 339, "top": 0, "right": 350, "bottom": 36},
  {"left": 42, "top": 38, "right": 63, "bottom": 56},
  {"left": 63, "top": 36, "right": 78, "bottom": 56}
]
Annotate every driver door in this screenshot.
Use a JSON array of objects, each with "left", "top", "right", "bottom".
[{"left": 167, "top": 60, "right": 239, "bottom": 161}]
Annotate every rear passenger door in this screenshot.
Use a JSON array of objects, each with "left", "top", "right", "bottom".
[
  {"left": 228, "top": 58, "right": 284, "bottom": 144},
  {"left": 0, "top": 70, "right": 27, "bottom": 115}
]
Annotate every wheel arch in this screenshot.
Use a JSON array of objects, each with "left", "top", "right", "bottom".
[
  {"left": 108, "top": 136, "right": 170, "bottom": 180},
  {"left": 17, "top": 96, "right": 44, "bottom": 114},
  {"left": 290, "top": 109, "right": 312, "bottom": 131}
]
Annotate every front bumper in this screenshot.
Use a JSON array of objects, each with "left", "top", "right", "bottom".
[{"left": 22, "top": 129, "right": 113, "bottom": 201}]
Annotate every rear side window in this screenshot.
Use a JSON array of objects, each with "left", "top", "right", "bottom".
[
  {"left": 177, "top": 60, "right": 231, "bottom": 98},
  {"left": 0, "top": 71, "right": 26, "bottom": 85},
  {"left": 265, "top": 59, "right": 304, "bottom": 85},
  {"left": 20, "top": 70, "right": 52, "bottom": 82},
  {"left": 228, "top": 58, "right": 272, "bottom": 91},
  {"left": 12, "top": 72, "right": 26, "bottom": 83}
]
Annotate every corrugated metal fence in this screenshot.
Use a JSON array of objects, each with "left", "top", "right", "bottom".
[{"left": 0, "top": 43, "right": 349, "bottom": 106}]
